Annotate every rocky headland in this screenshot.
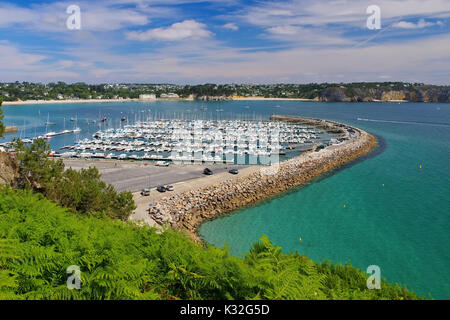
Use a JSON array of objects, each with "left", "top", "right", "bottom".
[{"left": 319, "top": 85, "right": 450, "bottom": 102}]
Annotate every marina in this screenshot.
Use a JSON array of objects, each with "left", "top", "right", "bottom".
[
  {"left": 1, "top": 117, "right": 343, "bottom": 164},
  {"left": 54, "top": 120, "right": 341, "bottom": 164}
]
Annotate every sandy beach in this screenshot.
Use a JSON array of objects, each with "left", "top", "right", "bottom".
[
  {"left": 232, "top": 97, "right": 410, "bottom": 103},
  {"left": 2, "top": 97, "right": 315, "bottom": 106},
  {"left": 232, "top": 97, "right": 317, "bottom": 101},
  {"left": 2, "top": 98, "right": 140, "bottom": 106},
  {"left": 2, "top": 97, "right": 411, "bottom": 106}
]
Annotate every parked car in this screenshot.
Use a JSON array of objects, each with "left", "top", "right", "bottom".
[
  {"left": 315, "top": 145, "right": 325, "bottom": 152},
  {"left": 156, "top": 186, "right": 167, "bottom": 193},
  {"left": 140, "top": 188, "right": 150, "bottom": 196},
  {"left": 203, "top": 168, "right": 213, "bottom": 175},
  {"left": 228, "top": 168, "right": 239, "bottom": 175},
  {"left": 166, "top": 185, "right": 174, "bottom": 191},
  {"left": 156, "top": 161, "right": 170, "bottom": 167}
]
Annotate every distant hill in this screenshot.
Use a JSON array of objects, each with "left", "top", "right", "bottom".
[{"left": 0, "top": 82, "right": 448, "bottom": 102}]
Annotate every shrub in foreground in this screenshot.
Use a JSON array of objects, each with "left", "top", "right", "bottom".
[
  {"left": 13, "top": 139, "right": 135, "bottom": 220},
  {"left": 0, "top": 188, "right": 420, "bottom": 300}
]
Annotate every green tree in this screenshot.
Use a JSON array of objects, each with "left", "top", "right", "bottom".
[
  {"left": 14, "top": 138, "right": 64, "bottom": 191},
  {"left": 49, "top": 167, "right": 135, "bottom": 220},
  {"left": 13, "top": 138, "right": 136, "bottom": 220}
]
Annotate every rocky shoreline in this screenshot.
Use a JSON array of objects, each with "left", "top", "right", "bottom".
[{"left": 148, "top": 115, "right": 377, "bottom": 242}]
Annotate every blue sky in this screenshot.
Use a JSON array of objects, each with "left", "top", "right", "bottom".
[{"left": 0, "top": 0, "right": 449, "bottom": 84}]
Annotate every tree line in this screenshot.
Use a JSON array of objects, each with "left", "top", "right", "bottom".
[
  {"left": 11, "top": 138, "right": 135, "bottom": 220},
  {"left": 1, "top": 81, "right": 448, "bottom": 102}
]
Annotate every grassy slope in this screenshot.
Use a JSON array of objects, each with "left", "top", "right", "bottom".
[{"left": 0, "top": 187, "right": 421, "bottom": 300}]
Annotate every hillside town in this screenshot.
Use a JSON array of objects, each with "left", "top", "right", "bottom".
[{"left": 1, "top": 82, "right": 449, "bottom": 103}]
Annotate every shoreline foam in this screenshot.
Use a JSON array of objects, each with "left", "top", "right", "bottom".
[{"left": 146, "top": 115, "right": 377, "bottom": 242}]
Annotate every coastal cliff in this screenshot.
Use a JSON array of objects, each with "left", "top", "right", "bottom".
[
  {"left": 320, "top": 86, "right": 450, "bottom": 102},
  {"left": 148, "top": 116, "right": 377, "bottom": 241}
]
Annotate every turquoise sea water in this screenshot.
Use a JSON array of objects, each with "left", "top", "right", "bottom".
[{"left": 2, "top": 101, "right": 449, "bottom": 298}]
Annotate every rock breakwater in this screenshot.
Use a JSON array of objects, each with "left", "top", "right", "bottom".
[{"left": 148, "top": 115, "right": 377, "bottom": 242}]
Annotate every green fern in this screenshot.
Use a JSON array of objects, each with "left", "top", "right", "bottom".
[{"left": 0, "top": 187, "right": 422, "bottom": 300}]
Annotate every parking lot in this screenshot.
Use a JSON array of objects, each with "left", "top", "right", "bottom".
[
  {"left": 63, "top": 159, "right": 236, "bottom": 192},
  {"left": 62, "top": 159, "right": 256, "bottom": 228}
]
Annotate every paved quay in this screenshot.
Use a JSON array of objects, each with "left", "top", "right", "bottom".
[{"left": 63, "top": 159, "right": 235, "bottom": 192}]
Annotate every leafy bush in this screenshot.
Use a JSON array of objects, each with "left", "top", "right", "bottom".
[
  {"left": 0, "top": 188, "right": 421, "bottom": 300},
  {"left": 13, "top": 139, "right": 135, "bottom": 220}
]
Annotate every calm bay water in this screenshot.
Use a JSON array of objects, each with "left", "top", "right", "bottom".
[{"left": 2, "top": 101, "right": 449, "bottom": 298}]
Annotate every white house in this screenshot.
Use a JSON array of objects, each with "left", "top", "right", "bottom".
[{"left": 139, "top": 94, "right": 157, "bottom": 101}]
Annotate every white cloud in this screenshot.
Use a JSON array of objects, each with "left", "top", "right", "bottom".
[
  {"left": 223, "top": 23, "right": 239, "bottom": 31},
  {"left": 2, "top": 32, "right": 449, "bottom": 84},
  {"left": 0, "top": 42, "right": 80, "bottom": 82},
  {"left": 0, "top": 2, "right": 150, "bottom": 32},
  {"left": 0, "top": 42, "right": 46, "bottom": 69},
  {"left": 237, "top": 0, "right": 450, "bottom": 29},
  {"left": 226, "top": 0, "right": 450, "bottom": 49},
  {"left": 393, "top": 19, "right": 435, "bottom": 29},
  {"left": 0, "top": 0, "right": 449, "bottom": 84},
  {"left": 126, "top": 20, "right": 212, "bottom": 41},
  {"left": 267, "top": 25, "right": 302, "bottom": 35},
  {"left": 264, "top": 25, "right": 352, "bottom": 46},
  {"left": 38, "top": 33, "right": 450, "bottom": 84},
  {"left": 0, "top": 4, "right": 36, "bottom": 28},
  {"left": 80, "top": 7, "right": 149, "bottom": 31}
]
